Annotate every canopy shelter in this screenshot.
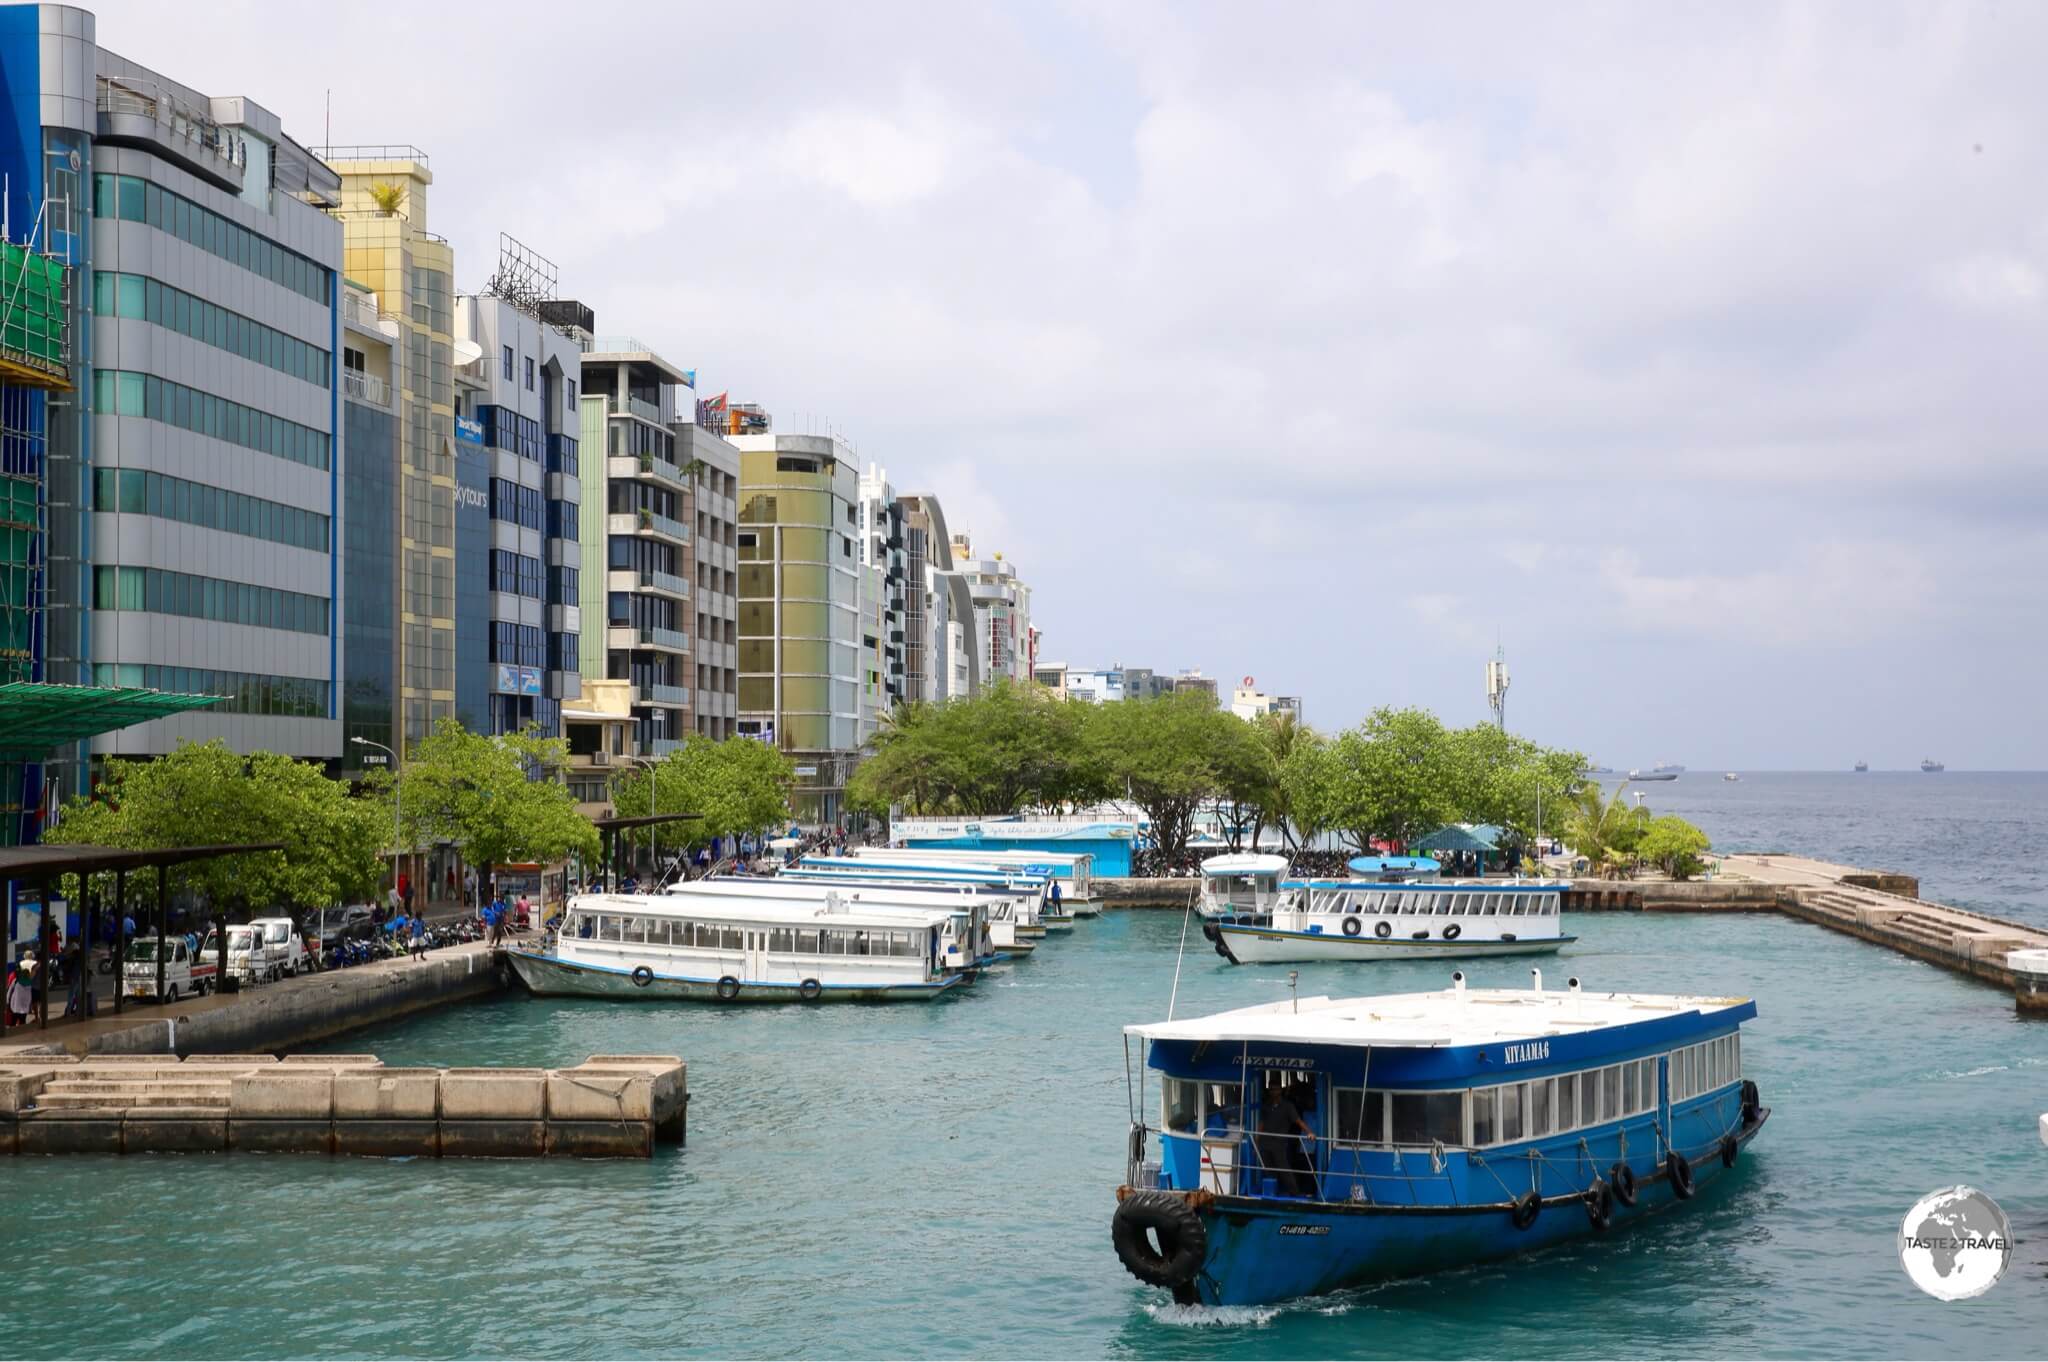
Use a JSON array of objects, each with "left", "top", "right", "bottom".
[
  {"left": 0, "top": 682, "right": 224, "bottom": 758},
  {"left": 1, "top": 840, "right": 282, "bottom": 1038},
  {"left": 1413, "top": 824, "right": 1504, "bottom": 854},
  {"left": 592, "top": 813, "right": 703, "bottom": 894}
]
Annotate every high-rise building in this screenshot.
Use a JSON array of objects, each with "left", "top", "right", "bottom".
[
  {"left": 856, "top": 462, "right": 907, "bottom": 736},
  {"left": 319, "top": 146, "right": 455, "bottom": 759},
  {"left": 949, "top": 533, "right": 1034, "bottom": 687},
  {"left": 548, "top": 311, "right": 694, "bottom": 758},
  {"left": 453, "top": 239, "right": 582, "bottom": 738},
  {"left": 897, "top": 492, "right": 976, "bottom": 704},
  {"left": 339, "top": 280, "right": 400, "bottom": 763},
  {"left": 1230, "top": 679, "right": 1303, "bottom": 724},
  {"left": 1172, "top": 669, "right": 1220, "bottom": 702},
  {"left": 676, "top": 416, "right": 738, "bottom": 739},
  {"left": 731, "top": 430, "right": 863, "bottom": 823},
  {"left": 16, "top": 12, "right": 348, "bottom": 770}
]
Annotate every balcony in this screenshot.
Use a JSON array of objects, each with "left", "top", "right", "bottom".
[
  {"left": 648, "top": 737, "right": 684, "bottom": 758},
  {"left": 607, "top": 511, "right": 689, "bottom": 545},
  {"left": 608, "top": 453, "right": 686, "bottom": 489},
  {"left": 639, "top": 569, "right": 689, "bottom": 598},
  {"left": 608, "top": 624, "right": 690, "bottom": 654},
  {"left": 642, "top": 683, "right": 690, "bottom": 707},
  {"left": 603, "top": 393, "right": 667, "bottom": 425},
  {"left": 98, "top": 77, "right": 245, "bottom": 192},
  {"left": 342, "top": 371, "right": 391, "bottom": 408}
]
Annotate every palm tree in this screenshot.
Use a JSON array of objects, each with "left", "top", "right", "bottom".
[{"left": 1564, "top": 782, "right": 1650, "bottom": 878}]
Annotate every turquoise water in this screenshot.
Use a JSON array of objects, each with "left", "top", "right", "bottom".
[{"left": 11, "top": 909, "right": 2047, "bottom": 1357}]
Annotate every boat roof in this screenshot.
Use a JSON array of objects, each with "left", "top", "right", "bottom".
[
  {"left": 854, "top": 848, "right": 1089, "bottom": 866},
  {"left": 568, "top": 891, "right": 957, "bottom": 929},
  {"left": 685, "top": 878, "right": 999, "bottom": 905},
  {"left": 1201, "top": 853, "right": 1291, "bottom": 877},
  {"left": 1125, "top": 984, "right": 1753, "bottom": 1048},
  {"left": 792, "top": 858, "right": 1046, "bottom": 883},
  {"left": 1287, "top": 878, "right": 1559, "bottom": 891},
  {"left": 1346, "top": 855, "right": 1440, "bottom": 874}
]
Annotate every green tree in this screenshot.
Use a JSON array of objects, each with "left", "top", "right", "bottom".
[
  {"left": 1638, "top": 814, "right": 1711, "bottom": 880},
  {"left": 1564, "top": 781, "right": 1653, "bottom": 878},
  {"left": 610, "top": 735, "right": 794, "bottom": 856},
  {"left": 1442, "top": 723, "right": 1587, "bottom": 849},
  {"left": 1311, "top": 707, "right": 1459, "bottom": 852},
  {"left": 846, "top": 683, "right": 1113, "bottom": 818},
  {"left": 1087, "top": 691, "right": 1249, "bottom": 856},
  {"left": 377, "top": 719, "right": 597, "bottom": 877}
]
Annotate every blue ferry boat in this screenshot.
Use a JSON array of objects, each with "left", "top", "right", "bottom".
[{"left": 1111, "top": 971, "right": 1767, "bottom": 1305}]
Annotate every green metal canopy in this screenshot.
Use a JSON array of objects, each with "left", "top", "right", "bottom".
[
  {"left": 0, "top": 682, "right": 224, "bottom": 757},
  {"left": 1414, "top": 823, "right": 1504, "bottom": 854}
]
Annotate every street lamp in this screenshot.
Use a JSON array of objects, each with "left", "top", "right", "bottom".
[
  {"left": 630, "top": 753, "right": 662, "bottom": 889},
  {"left": 353, "top": 736, "right": 402, "bottom": 904}
]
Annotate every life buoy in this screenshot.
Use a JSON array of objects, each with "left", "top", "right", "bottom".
[
  {"left": 1610, "top": 1161, "right": 1638, "bottom": 1207},
  {"left": 1442, "top": 922, "right": 1462, "bottom": 941},
  {"left": 716, "top": 975, "right": 741, "bottom": 1000},
  {"left": 1111, "top": 1191, "right": 1209, "bottom": 1291},
  {"left": 1342, "top": 917, "right": 1362, "bottom": 938},
  {"left": 630, "top": 965, "right": 654, "bottom": 988},
  {"left": 1719, "top": 1133, "right": 1739, "bottom": 1168},
  {"left": 1666, "top": 1151, "right": 1695, "bottom": 1200},
  {"left": 798, "top": 978, "right": 822, "bottom": 1001},
  {"left": 1511, "top": 1190, "right": 1542, "bottom": 1231},
  {"left": 1583, "top": 1179, "right": 1613, "bottom": 1231},
  {"left": 1374, "top": 921, "right": 1392, "bottom": 939}
]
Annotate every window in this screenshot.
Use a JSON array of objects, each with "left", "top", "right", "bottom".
[
  {"left": 1163, "top": 1077, "right": 1201, "bottom": 1133},
  {"left": 94, "top": 370, "right": 330, "bottom": 471},
  {"left": 503, "top": 345, "right": 514, "bottom": 381},
  {"left": 1470, "top": 1087, "right": 1496, "bottom": 1145},
  {"left": 93, "top": 174, "right": 329, "bottom": 302},
  {"left": 566, "top": 378, "right": 577, "bottom": 409},
  {"left": 1499, "top": 1082, "right": 1525, "bottom": 1142},
  {"left": 1389, "top": 1091, "right": 1464, "bottom": 1145},
  {"left": 93, "top": 566, "right": 328, "bottom": 636},
  {"left": 1530, "top": 1078, "right": 1553, "bottom": 1138},
  {"left": 525, "top": 356, "right": 535, "bottom": 391}
]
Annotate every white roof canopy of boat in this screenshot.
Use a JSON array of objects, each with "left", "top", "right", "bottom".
[
  {"left": 1200, "top": 853, "right": 1291, "bottom": 877},
  {"left": 1125, "top": 985, "right": 1753, "bottom": 1048},
  {"left": 569, "top": 891, "right": 960, "bottom": 930}
]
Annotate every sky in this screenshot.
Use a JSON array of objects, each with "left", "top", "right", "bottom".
[{"left": 89, "top": 0, "right": 2048, "bottom": 769}]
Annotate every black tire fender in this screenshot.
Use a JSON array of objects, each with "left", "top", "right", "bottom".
[
  {"left": 1511, "top": 1190, "right": 1542, "bottom": 1231},
  {"left": 630, "top": 965, "right": 654, "bottom": 988},
  {"left": 716, "top": 975, "right": 741, "bottom": 1000},
  {"left": 1443, "top": 922, "right": 1462, "bottom": 941},
  {"left": 1374, "top": 920, "right": 1392, "bottom": 939},
  {"left": 1720, "top": 1133, "right": 1739, "bottom": 1168},
  {"left": 1583, "top": 1179, "right": 1613, "bottom": 1231},
  {"left": 1200, "top": 921, "right": 1219, "bottom": 943},
  {"left": 798, "top": 978, "right": 822, "bottom": 1001},
  {"left": 1342, "top": 917, "right": 1362, "bottom": 938},
  {"left": 1667, "top": 1151, "right": 1695, "bottom": 1200},
  {"left": 1111, "top": 1191, "right": 1209, "bottom": 1290},
  {"left": 1739, "top": 1078, "right": 1760, "bottom": 1127},
  {"left": 1610, "top": 1161, "right": 1638, "bottom": 1207}
]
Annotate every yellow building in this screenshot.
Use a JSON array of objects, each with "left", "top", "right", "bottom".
[{"left": 321, "top": 146, "right": 456, "bottom": 754}]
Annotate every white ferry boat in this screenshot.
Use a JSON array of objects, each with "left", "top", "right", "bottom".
[
  {"left": 683, "top": 876, "right": 1035, "bottom": 955},
  {"left": 1208, "top": 880, "right": 1572, "bottom": 963},
  {"left": 849, "top": 847, "right": 1101, "bottom": 911},
  {"left": 775, "top": 866, "right": 1053, "bottom": 937},
  {"left": 786, "top": 858, "right": 1076, "bottom": 930},
  {"left": 504, "top": 892, "right": 978, "bottom": 1003},
  {"left": 1197, "top": 853, "right": 1438, "bottom": 919}
]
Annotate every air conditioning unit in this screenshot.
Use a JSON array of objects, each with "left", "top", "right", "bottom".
[{"left": 590, "top": 751, "right": 610, "bottom": 766}]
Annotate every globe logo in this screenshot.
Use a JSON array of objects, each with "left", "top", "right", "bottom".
[{"left": 1897, "top": 1185, "right": 2012, "bottom": 1301}]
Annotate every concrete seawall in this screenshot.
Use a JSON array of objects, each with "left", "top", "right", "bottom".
[{"left": 0, "top": 941, "right": 512, "bottom": 1059}]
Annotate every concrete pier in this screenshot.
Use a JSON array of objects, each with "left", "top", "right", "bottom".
[
  {"left": 0, "top": 1052, "right": 686, "bottom": 1158},
  {"left": 2009, "top": 949, "right": 2048, "bottom": 1017},
  {"left": 0, "top": 939, "right": 511, "bottom": 1060}
]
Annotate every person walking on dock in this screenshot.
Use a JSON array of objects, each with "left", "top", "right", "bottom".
[{"left": 409, "top": 912, "right": 428, "bottom": 962}]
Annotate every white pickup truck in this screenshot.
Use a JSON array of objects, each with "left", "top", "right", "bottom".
[
  {"left": 200, "top": 924, "right": 283, "bottom": 988},
  {"left": 247, "top": 917, "right": 310, "bottom": 978},
  {"left": 122, "top": 936, "right": 218, "bottom": 1003}
]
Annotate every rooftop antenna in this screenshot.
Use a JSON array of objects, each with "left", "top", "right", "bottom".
[
  {"left": 481, "top": 232, "right": 560, "bottom": 322},
  {"left": 1486, "top": 641, "right": 1510, "bottom": 731}
]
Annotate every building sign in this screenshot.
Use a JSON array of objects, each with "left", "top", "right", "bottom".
[
  {"left": 455, "top": 415, "right": 484, "bottom": 444},
  {"left": 494, "top": 664, "right": 542, "bottom": 696}
]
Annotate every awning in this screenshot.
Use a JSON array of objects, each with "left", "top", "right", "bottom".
[
  {"left": 0, "top": 682, "right": 225, "bottom": 757},
  {"left": 1414, "top": 824, "right": 1502, "bottom": 854}
]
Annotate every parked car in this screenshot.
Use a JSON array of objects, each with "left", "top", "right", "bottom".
[
  {"left": 321, "top": 905, "right": 378, "bottom": 950},
  {"left": 199, "top": 924, "right": 282, "bottom": 987},
  {"left": 121, "top": 936, "right": 217, "bottom": 1003}
]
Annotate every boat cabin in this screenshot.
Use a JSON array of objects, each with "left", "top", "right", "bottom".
[
  {"left": 1128, "top": 978, "right": 1755, "bottom": 1210},
  {"left": 1198, "top": 854, "right": 1292, "bottom": 918}
]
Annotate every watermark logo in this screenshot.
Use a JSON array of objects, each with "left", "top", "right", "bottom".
[{"left": 1898, "top": 1185, "right": 2011, "bottom": 1301}]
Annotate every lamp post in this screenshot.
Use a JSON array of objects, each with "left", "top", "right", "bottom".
[
  {"left": 631, "top": 754, "right": 661, "bottom": 888},
  {"left": 353, "top": 736, "right": 401, "bottom": 904}
]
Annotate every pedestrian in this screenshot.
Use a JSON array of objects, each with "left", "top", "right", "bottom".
[
  {"left": 6, "top": 956, "right": 33, "bottom": 1025},
  {"left": 409, "top": 911, "right": 428, "bottom": 961}
]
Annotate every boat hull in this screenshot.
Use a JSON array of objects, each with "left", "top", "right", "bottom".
[
  {"left": 1156, "top": 1109, "right": 1767, "bottom": 1306},
  {"left": 1215, "top": 925, "right": 1573, "bottom": 963},
  {"left": 503, "top": 948, "right": 967, "bottom": 1003}
]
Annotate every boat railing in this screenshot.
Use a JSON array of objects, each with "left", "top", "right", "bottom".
[{"left": 1136, "top": 1120, "right": 1470, "bottom": 1206}]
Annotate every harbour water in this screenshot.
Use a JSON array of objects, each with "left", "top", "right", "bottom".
[
  {"left": 10, "top": 902, "right": 2046, "bottom": 1358},
  {"left": 1646, "top": 770, "right": 2048, "bottom": 927}
]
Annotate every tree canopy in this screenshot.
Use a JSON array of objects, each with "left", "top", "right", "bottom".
[
  {"left": 1087, "top": 690, "right": 1268, "bottom": 856},
  {"left": 609, "top": 734, "right": 795, "bottom": 850},
  {"left": 374, "top": 719, "right": 597, "bottom": 872},
  {"left": 847, "top": 680, "right": 1111, "bottom": 817},
  {"left": 45, "top": 740, "right": 386, "bottom": 914}
]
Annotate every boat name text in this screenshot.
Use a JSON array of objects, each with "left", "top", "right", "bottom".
[{"left": 1502, "top": 1041, "right": 1551, "bottom": 1064}]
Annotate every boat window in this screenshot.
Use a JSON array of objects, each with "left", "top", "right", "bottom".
[
  {"left": 1163, "top": 1077, "right": 1200, "bottom": 1133},
  {"left": 1342, "top": 895, "right": 1362, "bottom": 915},
  {"left": 1498, "top": 1083, "right": 1525, "bottom": 1142},
  {"left": 1390, "top": 1091, "right": 1464, "bottom": 1145},
  {"left": 1530, "top": 1078, "right": 1553, "bottom": 1137},
  {"left": 598, "top": 915, "right": 624, "bottom": 942},
  {"left": 1579, "top": 1071, "right": 1597, "bottom": 1126},
  {"left": 1204, "top": 1082, "right": 1244, "bottom": 1135},
  {"left": 793, "top": 929, "right": 818, "bottom": 953},
  {"left": 1556, "top": 1073, "right": 1578, "bottom": 1133},
  {"left": 1622, "top": 1062, "right": 1638, "bottom": 1114},
  {"left": 718, "top": 926, "right": 742, "bottom": 951},
  {"left": 1470, "top": 1087, "right": 1495, "bottom": 1144},
  {"left": 1332, "top": 1088, "right": 1385, "bottom": 1145}
]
